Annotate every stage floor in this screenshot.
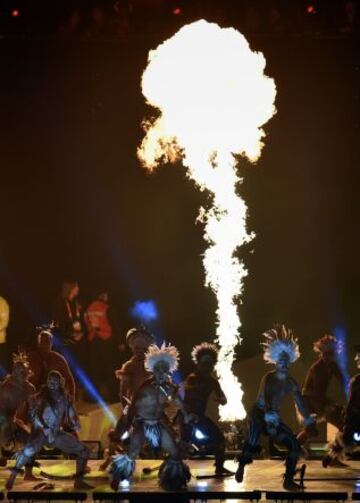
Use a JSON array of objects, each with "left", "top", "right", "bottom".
[{"left": 0, "top": 459, "right": 359, "bottom": 501}]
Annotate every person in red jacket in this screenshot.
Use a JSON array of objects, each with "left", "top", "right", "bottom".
[
  {"left": 84, "top": 292, "right": 114, "bottom": 397},
  {"left": 85, "top": 292, "right": 112, "bottom": 342}
]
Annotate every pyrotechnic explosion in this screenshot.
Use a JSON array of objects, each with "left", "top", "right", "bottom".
[{"left": 138, "top": 20, "right": 277, "bottom": 420}]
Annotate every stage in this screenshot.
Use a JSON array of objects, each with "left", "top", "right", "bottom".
[{"left": 0, "top": 459, "right": 359, "bottom": 501}]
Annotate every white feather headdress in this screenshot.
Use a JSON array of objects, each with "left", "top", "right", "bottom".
[
  {"left": 144, "top": 342, "right": 180, "bottom": 373},
  {"left": 261, "top": 324, "right": 300, "bottom": 364},
  {"left": 191, "top": 342, "right": 219, "bottom": 364}
]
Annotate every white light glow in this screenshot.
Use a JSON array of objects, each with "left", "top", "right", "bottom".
[
  {"left": 194, "top": 428, "right": 207, "bottom": 440},
  {"left": 120, "top": 479, "right": 130, "bottom": 488},
  {"left": 138, "top": 19, "right": 276, "bottom": 420}
]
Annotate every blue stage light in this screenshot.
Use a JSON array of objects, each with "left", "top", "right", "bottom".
[
  {"left": 130, "top": 300, "right": 159, "bottom": 323},
  {"left": 334, "top": 325, "right": 351, "bottom": 398},
  {"left": 194, "top": 428, "right": 207, "bottom": 440},
  {"left": 53, "top": 336, "right": 117, "bottom": 426},
  {"left": 353, "top": 432, "right": 360, "bottom": 443}
]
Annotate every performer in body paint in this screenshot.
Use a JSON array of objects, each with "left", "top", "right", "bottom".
[
  {"left": 0, "top": 353, "right": 36, "bottom": 470},
  {"left": 235, "top": 324, "right": 315, "bottom": 491},
  {"left": 297, "top": 334, "right": 345, "bottom": 446},
  {"left": 27, "top": 325, "right": 76, "bottom": 400},
  {"left": 322, "top": 344, "right": 360, "bottom": 466},
  {"left": 181, "top": 342, "right": 233, "bottom": 476},
  {"left": 5, "top": 370, "right": 91, "bottom": 490},
  {"left": 110, "top": 343, "right": 193, "bottom": 491},
  {"left": 115, "top": 326, "right": 154, "bottom": 406},
  {"left": 98, "top": 326, "right": 155, "bottom": 471}
]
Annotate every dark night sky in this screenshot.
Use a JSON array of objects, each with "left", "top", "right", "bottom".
[{"left": 0, "top": 27, "right": 359, "bottom": 376}]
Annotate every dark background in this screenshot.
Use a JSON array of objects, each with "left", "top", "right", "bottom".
[{"left": 0, "top": 0, "right": 359, "bottom": 382}]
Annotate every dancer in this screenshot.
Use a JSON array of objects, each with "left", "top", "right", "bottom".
[
  {"left": 110, "top": 343, "right": 193, "bottom": 491},
  {"left": 115, "top": 326, "right": 154, "bottom": 406},
  {"left": 27, "top": 325, "right": 76, "bottom": 399},
  {"left": 322, "top": 344, "right": 360, "bottom": 466},
  {"left": 5, "top": 370, "right": 91, "bottom": 490},
  {"left": 98, "top": 326, "right": 155, "bottom": 471},
  {"left": 181, "top": 342, "right": 233, "bottom": 476},
  {"left": 0, "top": 352, "right": 36, "bottom": 470},
  {"left": 235, "top": 324, "right": 315, "bottom": 490},
  {"left": 297, "top": 334, "right": 345, "bottom": 445}
]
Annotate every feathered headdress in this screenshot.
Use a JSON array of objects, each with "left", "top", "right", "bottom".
[
  {"left": 12, "top": 351, "right": 30, "bottom": 367},
  {"left": 144, "top": 342, "right": 179, "bottom": 373},
  {"left": 313, "top": 334, "right": 343, "bottom": 354},
  {"left": 191, "top": 342, "right": 219, "bottom": 364},
  {"left": 261, "top": 324, "right": 300, "bottom": 364},
  {"left": 36, "top": 321, "right": 56, "bottom": 340},
  {"left": 126, "top": 325, "right": 154, "bottom": 347}
]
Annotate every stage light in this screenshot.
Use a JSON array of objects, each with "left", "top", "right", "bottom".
[
  {"left": 334, "top": 325, "right": 351, "bottom": 397},
  {"left": 173, "top": 7, "right": 181, "bottom": 15},
  {"left": 307, "top": 5, "right": 316, "bottom": 14},
  {"left": 11, "top": 9, "right": 19, "bottom": 17},
  {"left": 121, "top": 430, "right": 130, "bottom": 440},
  {"left": 194, "top": 427, "right": 207, "bottom": 440},
  {"left": 53, "top": 336, "right": 117, "bottom": 426},
  {"left": 130, "top": 299, "right": 159, "bottom": 323},
  {"left": 119, "top": 479, "right": 130, "bottom": 488},
  {"left": 354, "top": 432, "right": 360, "bottom": 442}
]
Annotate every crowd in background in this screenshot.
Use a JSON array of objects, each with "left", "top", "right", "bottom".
[
  {"left": 0, "top": 0, "right": 359, "bottom": 39},
  {"left": 0, "top": 280, "right": 128, "bottom": 403}
]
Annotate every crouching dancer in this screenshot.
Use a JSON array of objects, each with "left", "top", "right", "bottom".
[
  {"left": 0, "top": 352, "right": 36, "bottom": 470},
  {"left": 235, "top": 325, "right": 315, "bottom": 491},
  {"left": 322, "top": 344, "right": 360, "bottom": 466},
  {"left": 110, "top": 343, "right": 193, "bottom": 491},
  {"left": 6, "top": 370, "right": 91, "bottom": 490},
  {"left": 181, "top": 342, "right": 233, "bottom": 476}
]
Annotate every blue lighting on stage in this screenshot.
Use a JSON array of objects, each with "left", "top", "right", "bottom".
[
  {"left": 130, "top": 299, "right": 159, "bottom": 323},
  {"left": 0, "top": 365, "right": 7, "bottom": 379},
  {"left": 53, "top": 336, "right": 117, "bottom": 426},
  {"left": 334, "top": 325, "right": 351, "bottom": 397}
]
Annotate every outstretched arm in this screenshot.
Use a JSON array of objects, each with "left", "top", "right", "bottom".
[
  {"left": 213, "top": 379, "right": 227, "bottom": 406},
  {"left": 291, "top": 377, "right": 314, "bottom": 426}
]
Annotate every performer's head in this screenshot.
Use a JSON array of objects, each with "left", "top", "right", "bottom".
[
  {"left": 12, "top": 352, "right": 32, "bottom": 381},
  {"left": 191, "top": 342, "right": 219, "bottom": 375},
  {"left": 262, "top": 324, "right": 300, "bottom": 373},
  {"left": 354, "top": 344, "right": 360, "bottom": 369},
  {"left": 47, "top": 370, "right": 65, "bottom": 392},
  {"left": 38, "top": 329, "right": 54, "bottom": 354},
  {"left": 145, "top": 342, "right": 179, "bottom": 384},
  {"left": 313, "top": 334, "right": 342, "bottom": 361},
  {"left": 97, "top": 291, "right": 108, "bottom": 303},
  {"left": 126, "top": 326, "right": 154, "bottom": 359}
]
